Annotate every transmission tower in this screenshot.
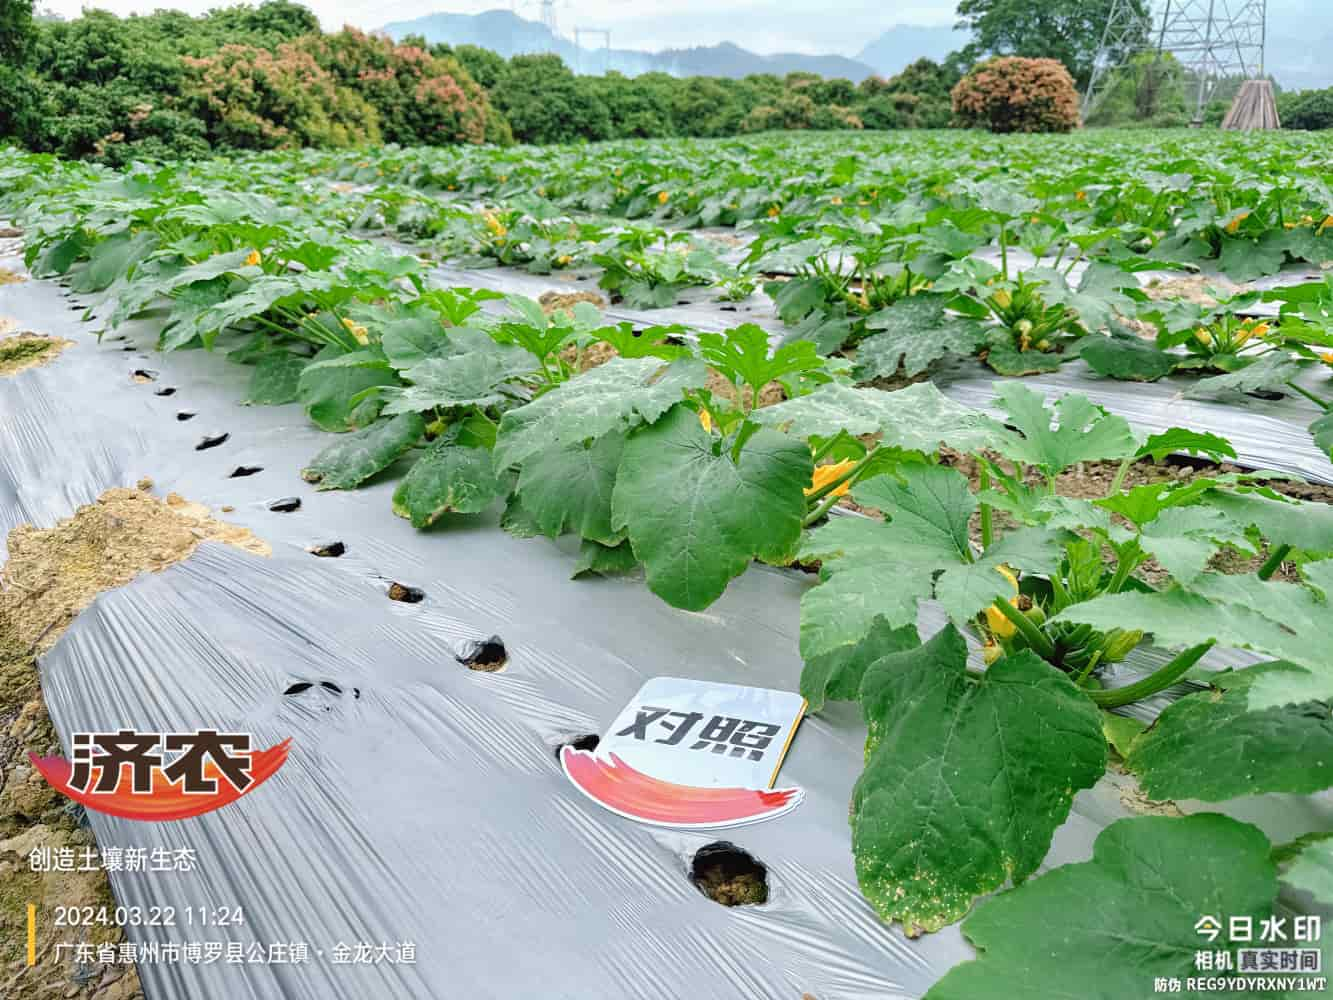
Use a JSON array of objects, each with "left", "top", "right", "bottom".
[{"left": 1084, "top": 0, "right": 1268, "bottom": 124}]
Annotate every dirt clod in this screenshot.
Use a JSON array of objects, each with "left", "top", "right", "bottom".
[
  {"left": 538, "top": 290, "right": 605, "bottom": 316},
  {"left": 0, "top": 267, "right": 27, "bottom": 285},
  {"left": 690, "top": 842, "right": 769, "bottom": 907},
  {"left": 0, "top": 334, "right": 74, "bottom": 378},
  {"left": 387, "top": 582, "right": 424, "bottom": 604},
  {"left": 458, "top": 635, "right": 507, "bottom": 672}
]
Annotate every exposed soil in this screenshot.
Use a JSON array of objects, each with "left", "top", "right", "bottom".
[
  {"left": 1141, "top": 274, "right": 1234, "bottom": 306},
  {"left": 690, "top": 843, "right": 769, "bottom": 907},
  {"left": 538, "top": 290, "right": 605, "bottom": 316},
  {"left": 704, "top": 368, "right": 786, "bottom": 409},
  {"left": 0, "top": 488, "right": 268, "bottom": 1000},
  {"left": 0, "top": 267, "right": 27, "bottom": 286},
  {"left": 0, "top": 333, "right": 74, "bottom": 378},
  {"left": 558, "top": 340, "right": 619, "bottom": 373}
]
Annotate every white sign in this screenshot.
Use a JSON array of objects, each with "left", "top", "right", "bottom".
[{"left": 562, "top": 677, "right": 806, "bottom": 829}]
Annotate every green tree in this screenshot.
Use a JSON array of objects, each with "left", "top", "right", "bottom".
[
  {"left": 0, "top": 0, "right": 35, "bottom": 63},
  {"left": 955, "top": 0, "right": 1149, "bottom": 91},
  {"left": 490, "top": 54, "right": 612, "bottom": 144}
]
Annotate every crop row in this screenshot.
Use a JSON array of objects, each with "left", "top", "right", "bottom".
[{"left": 2, "top": 133, "right": 1331, "bottom": 990}]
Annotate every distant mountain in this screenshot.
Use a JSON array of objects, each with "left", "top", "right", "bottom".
[
  {"left": 381, "top": 9, "right": 878, "bottom": 81},
  {"left": 655, "top": 41, "right": 877, "bottom": 81},
  {"left": 858, "top": 24, "right": 968, "bottom": 78}
]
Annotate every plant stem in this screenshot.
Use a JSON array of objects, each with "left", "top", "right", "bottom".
[
  {"left": 1258, "top": 543, "right": 1291, "bottom": 581},
  {"left": 802, "top": 490, "right": 844, "bottom": 528},
  {"left": 999, "top": 221, "right": 1009, "bottom": 281},
  {"left": 979, "top": 465, "right": 993, "bottom": 550},
  {"left": 1107, "top": 456, "right": 1133, "bottom": 498},
  {"left": 810, "top": 430, "right": 846, "bottom": 465},
  {"left": 1285, "top": 380, "right": 1331, "bottom": 412},
  {"left": 993, "top": 597, "right": 1055, "bottom": 659},
  {"left": 1071, "top": 649, "right": 1103, "bottom": 689},
  {"left": 1089, "top": 641, "right": 1215, "bottom": 708}
]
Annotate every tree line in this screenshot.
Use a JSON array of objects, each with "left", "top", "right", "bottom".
[{"left": 0, "top": 0, "right": 1328, "bottom": 164}]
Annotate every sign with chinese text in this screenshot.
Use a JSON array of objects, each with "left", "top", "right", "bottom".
[
  {"left": 562, "top": 677, "right": 805, "bottom": 829},
  {"left": 31, "top": 729, "right": 290, "bottom": 821}
]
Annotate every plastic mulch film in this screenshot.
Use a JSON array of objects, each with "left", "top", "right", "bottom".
[{"left": 3, "top": 251, "right": 1331, "bottom": 1000}]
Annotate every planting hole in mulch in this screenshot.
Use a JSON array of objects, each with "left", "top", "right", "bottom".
[
  {"left": 0, "top": 332, "right": 75, "bottom": 377},
  {"left": 268, "top": 497, "right": 301, "bottom": 513},
  {"left": 154, "top": 386, "right": 176, "bottom": 396},
  {"left": 229, "top": 465, "right": 263, "bottom": 478},
  {"left": 457, "top": 635, "right": 506, "bottom": 672},
  {"left": 196, "top": 432, "right": 229, "bottom": 451},
  {"left": 284, "top": 681, "right": 343, "bottom": 697},
  {"left": 131, "top": 368, "right": 158, "bottom": 383},
  {"left": 556, "top": 734, "right": 599, "bottom": 760},
  {"left": 387, "top": 582, "right": 424, "bottom": 604},
  {"left": 177, "top": 411, "right": 196, "bottom": 421},
  {"left": 307, "top": 541, "right": 345, "bottom": 558},
  {"left": 690, "top": 842, "right": 769, "bottom": 907}
]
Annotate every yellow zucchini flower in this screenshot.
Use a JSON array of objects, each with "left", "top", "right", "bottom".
[
  {"left": 244, "top": 250, "right": 261, "bottom": 267},
  {"left": 805, "top": 459, "right": 858, "bottom": 498},
  {"left": 983, "top": 565, "right": 1021, "bottom": 639},
  {"left": 341, "top": 317, "right": 369, "bottom": 346}
]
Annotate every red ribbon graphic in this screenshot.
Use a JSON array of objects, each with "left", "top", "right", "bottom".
[
  {"left": 562, "top": 748, "right": 800, "bottom": 827},
  {"left": 29, "top": 739, "right": 291, "bottom": 822}
]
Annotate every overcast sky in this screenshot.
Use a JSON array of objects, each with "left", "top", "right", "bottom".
[{"left": 40, "top": 0, "right": 961, "bottom": 54}]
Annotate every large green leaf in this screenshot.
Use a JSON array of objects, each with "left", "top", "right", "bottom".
[
  {"left": 514, "top": 433, "right": 625, "bottom": 546},
  {"left": 163, "top": 272, "right": 340, "bottom": 351},
  {"left": 1311, "top": 410, "right": 1333, "bottom": 462},
  {"left": 925, "top": 814, "right": 1280, "bottom": 999},
  {"left": 1055, "top": 564, "right": 1333, "bottom": 704},
  {"left": 753, "top": 381, "right": 1012, "bottom": 455},
  {"left": 611, "top": 404, "right": 811, "bottom": 611},
  {"left": 391, "top": 441, "right": 501, "bottom": 528},
  {"left": 108, "top": 248, "right": 255, "bottom": 326},
  {"left": 1128, "top": 662, "right": 1333, "bottom": 800},
  {"left": 992, "top": 382, "right": 1138, "bottom": 476},
  {"left": 853, "top": 626, "right": 1106, "bottom": 935},
  {"left": 380, "top": 315, "right": 452, "bottom": 369},
  {"left": 381, "top": 349, "right": 535, "bottom": 415},
  {"left": 800, "top": 618, "right": 920, "bottom": 713},
  {"left": 571, "top": 539, "right": 639, "bottom": 578},
  {"left": 1080, "top": 335, "right": 1179, "bottom": 382},
  {"left": 855, "top": 296, "right": 985, "bottom": 379},
  {"left": 1184, "top": 353, "right": 1304, "bottom": 400},
  {"left": 301, "top": 413, "right": 424, "bottom": 491},
  {"left": 799, "top": 465, "right": 1066, "bottom": 658},
  {"left": 1208, "top": 488, "right": 1333, "bottom": 555},
  {"left": 70, "top": 230, "right": 157, "bottom": 294},
  {"left": 297, "top": 351, "right": 397, "bottom": 432},
  {"left": 494, "top": 357, "right": 706, "bottom": 472},
  {"left": 242, "top": 353, "right": 307, "bottom": 406},
  {"left": 1281, "top": 837, "right": 1333, "bottom": 907}
]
